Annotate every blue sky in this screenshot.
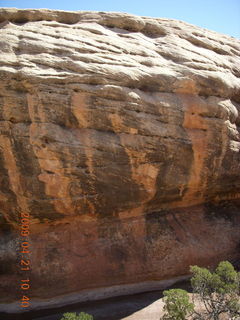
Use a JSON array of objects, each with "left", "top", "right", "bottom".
[{"left": 1, "top": 0, "right": 240, "bottom": 38}]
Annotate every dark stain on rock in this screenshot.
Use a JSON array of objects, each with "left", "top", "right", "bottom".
[
  {"left": 80, "top": 131, "right": 142, "bottom": 218},
  {"left": 0, "top": 150, "right": 19, "bottom": 224},
  {"left": 204, "top": 200, "right": 240, "bottom": 223},
  {"left": 145, "top": 210, "right": 173, "bottom": 243}
]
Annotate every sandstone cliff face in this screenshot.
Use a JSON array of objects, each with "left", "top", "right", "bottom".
[{"left": 0, "top": 8, "right": 240, "bottom": 311}]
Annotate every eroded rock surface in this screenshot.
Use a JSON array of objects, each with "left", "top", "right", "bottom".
[{"left": 0, "top": 8, "right": 240, "bottom": 311}]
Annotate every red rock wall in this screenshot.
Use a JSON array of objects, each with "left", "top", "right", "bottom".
[{"left": 0, "top": 8, "right": 239, "bottom": 310}]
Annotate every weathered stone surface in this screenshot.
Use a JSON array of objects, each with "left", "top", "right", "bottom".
[{"left": 0, "top": 8, "right": 239, "bottom": 312}]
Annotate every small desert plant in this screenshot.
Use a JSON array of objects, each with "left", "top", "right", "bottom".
[
  {"left": 190, "top": 261, "right": 240, "bottom": 319},
  {"left": 161, "top": 261, "right": 240, "bottom": 320},
  {"left": 61, "top": 311, "right": 94, "bottom": 320},
  {"left": 162, "top": 288, "right": 194, "bottom": 319}
]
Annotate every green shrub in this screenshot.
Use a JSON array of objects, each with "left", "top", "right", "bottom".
[
  {"left": 161, "top": 261, "right": 240, "bottom": 320},
  {"left": 190, "top": 261, "right": 240, "bottom": 319},
  {"left": 162, "top": 288, "right": 194, "bottom": 320},
  {"left": 61, "top": 311, "right": 94, "bottom": 320}
]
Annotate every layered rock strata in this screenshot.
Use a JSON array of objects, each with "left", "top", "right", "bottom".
[{"left": 0, "top": 8, "right": 240, "bottom": 312}]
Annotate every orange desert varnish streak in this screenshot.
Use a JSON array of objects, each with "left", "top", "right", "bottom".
[{"left": 19, "top": 212, "right": 31, "bottom": 308}]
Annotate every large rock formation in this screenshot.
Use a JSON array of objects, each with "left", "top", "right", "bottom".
[{"left": 0, "top": 8, "right": 240, "bottom": 312}]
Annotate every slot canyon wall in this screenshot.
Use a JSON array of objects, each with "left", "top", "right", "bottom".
[{"left": 0, "top": 8, "right": 240, "bottom": 312}]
